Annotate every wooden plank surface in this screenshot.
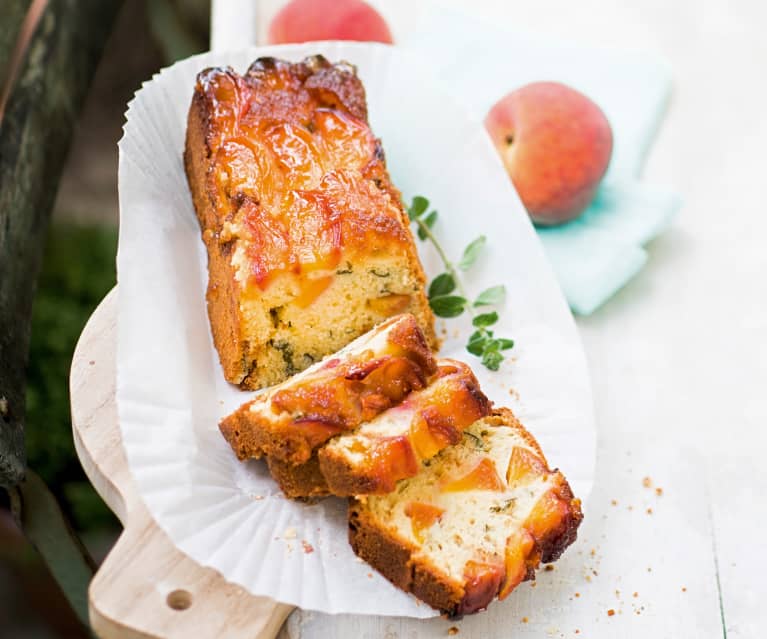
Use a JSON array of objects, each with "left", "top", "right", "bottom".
[{"left": 70, "top": 290, "right": 293, "bottom": 639}]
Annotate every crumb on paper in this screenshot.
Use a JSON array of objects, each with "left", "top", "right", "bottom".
[
  {"left": 447, "top": 627, "right": 459, "bottom": 636},
  {"left": 682, "top": 587, "right": 687, "bottom": 592},
  {"left": 302, "top": 540, "right": 314, "bottom": 554},
  {"left": 590, "top": 548, "right": 596, "bottom": 557},
  {"left": 607, "top": 609, "right": 615, "bottom": 617},
  {"left": 628, "top": 505, "right": 634, "bottom": 511},
  {"left": 611, "top": 499, "right": 618, "bottom": 506},
  {"left": 647, "top": 567, "right": 652, "bottom": 572},
  {"left": 656, "top": 487, "right": 663, "bottom": 496},
  {"left": 521, "top": 617, "right": 529, "bottom": 624},
  {"left": 574, "top": 592, "right": 580, "bottom": 598},
  {"left": 530, "top": 581, "right": 537, "bottom": 588},
  {"left": 642, "top": 476, "right": 652, "bottom": 488},
  {"left": 88, "top": 360, "right": 95, "bottom": 366},
  {"left": 575, "top": 631, "right": 580, "bottom": 635},
  {"left": 250, "top": 493, "right": 264, "bottom": 501},
  {"left": 355, "top": 556, "right": 366, "bottom": 563},
  {"left": 283, "top": 527, "right": 297, "bottom": 540},
  {"left": 545, "top": 564, "right": 555, "bottom": 572},
  {"left": 367, "top": 572, "right": 373, "bottom": 578},
  {"left": 647, "top": 508, "right": 653, "bottom": 515},
  {"left": 633, "top": 592, "right": 638, "bottom": 598}
]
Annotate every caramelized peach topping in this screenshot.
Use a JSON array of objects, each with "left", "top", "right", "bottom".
[
  {"left": 443, "top": 458, "right": 506, "bottom": 493},
  {"left": 506, "top": 446, "right": 548, "bottom": 485},
  {"left": 459, "top": 560, "right": 505, "bottom": 615},
  {"left": 404, "top": 501, "right": 445, "bottom": 543},
  {"left": 197, "top": 58, "right": 410, "bottom": 304},
  {"left": 498, "top": 529, "right": 536, "bottom": 600}
]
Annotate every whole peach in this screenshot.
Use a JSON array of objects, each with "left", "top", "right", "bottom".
[
  {"left": 268, "top": 0, "right": 393, "bottom": 45},
  {"left": 485, "top": 82, "right": 613, "bottom": 225}
]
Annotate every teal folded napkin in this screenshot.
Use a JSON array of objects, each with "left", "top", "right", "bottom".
[{"left": 401, "top": 4, "right": 680, "bottom": 314}]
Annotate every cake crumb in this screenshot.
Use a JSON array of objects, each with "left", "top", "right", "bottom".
[
  {"left": 367, "top": 572, "right": 373, "bottom": 578},
  {"left": 88, "top": 360, "right": 96, "bottom": 366},
  {"left": 607, "top": 609, "right": 615, "bottom": 617},
  {"left": 521, "top": 617, "right": 529, "bottom": 623},
  {"left": 574, "top": 592, "right": 580, "bottom": 598},
  {"left": 642, "top": 476, "right": 652, "bottom": 488},
  {"left": 283, "top": 527, "right": 297, "bottom": 540},
  {"left": 447, "top": 627, "right": 459, "bottom": 636},
  {"left": 656, "top": 487, "right": 663, "bottom": 496},
  {"left": 647, "top": 508, "right": 653, "bottom": 515},
  {"left": 633, "top": 592, "right": 638, "bottom": 598},
  {"left": 682, "top": 587, "right": 687, "bottom": 592},
  {"left": 302, "top": 540, "right": 314, "bottom": 554},
  {"left": 545, "top": 564, "right": 555, "bottom": 571},
  {"left": 590, "top": 548, "right": 596, "bottom": 557}
]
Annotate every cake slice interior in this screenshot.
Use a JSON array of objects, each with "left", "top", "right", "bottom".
[{"left": 348, "top": 409, "right": 583, "bottom": 616}]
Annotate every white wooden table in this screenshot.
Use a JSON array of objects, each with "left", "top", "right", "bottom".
[
  {"left": 227, "top": 1, "right": 764, "bottom": 637},
  {"left": 82, "top": 1, "right": 762, "bottom": 636}
]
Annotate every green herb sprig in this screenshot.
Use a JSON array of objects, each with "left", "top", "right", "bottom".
[{"left": 407, "top": 196, "right": 514, "bottom": 371}]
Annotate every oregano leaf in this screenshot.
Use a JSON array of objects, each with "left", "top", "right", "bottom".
[
  {"left": 429, "top": 295, "right": 466, "bottom": 318},
  {"left": 458, "top": 235, "right": 486, "bottom": 271},
  {"left": 497, "top": 338, "right": 515, "bottom": 350},
  {"left": 408, "top": 195, "right": 429, "bottom": 220},
  {"left": 466, "top": 330, "right": 488, "bottom": 355},
  {"left": 429, "top": 273, "right": 455, "bottom": 298},
  {"left": 481, "top": 349, "right": 504, "bottom": 371},
  {"left": 472, "top": 311, "right": 499, "bottom": 328},
  {"left": 417, "top": 210, "right": 438, "bottom": 240},
  {"left": 474, "top": 285, "right": 506, "bottom": 307}
]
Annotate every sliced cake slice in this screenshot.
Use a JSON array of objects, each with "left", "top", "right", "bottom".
[
  {"left": 317, "top": 360, "right": 491, "bottom": 496},
  {"left": 219, "top": 313, "right": 437, "bottom": 464},
  {"left": 184, "top": 55, "right": 435, "bottom": 389},
  {"left": 348, "top": 409, "right": 583, "bottom": 616}
]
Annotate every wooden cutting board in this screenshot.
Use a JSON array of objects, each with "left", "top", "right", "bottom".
[{"left": 70, "top": 288, "right": 293, "bottom": 639}]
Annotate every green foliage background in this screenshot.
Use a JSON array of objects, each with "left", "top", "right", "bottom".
[{"left": 25, "top": 224, "right": 119, "bottom": 532}]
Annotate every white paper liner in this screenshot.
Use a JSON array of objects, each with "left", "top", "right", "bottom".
[{"left": 117, "top": 41, "right": 595, "bottom": 617}]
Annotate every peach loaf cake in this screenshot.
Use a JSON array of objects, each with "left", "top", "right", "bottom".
[
  {"left": 266, "top": 359, "right": 491, "bottom": 498},
  {"left": 348, "top": 409, "right": 583, "bottom": 616},
  {"left": 184, "top": 55, "right": 435, "bottom": 389},
  {"left": 219, "top": 313, "right": 436, "bottom": 465}
]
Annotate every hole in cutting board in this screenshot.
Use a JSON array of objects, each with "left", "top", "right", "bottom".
[{"left": 166, "top": 589, "right": 193, "bottom": 611}]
